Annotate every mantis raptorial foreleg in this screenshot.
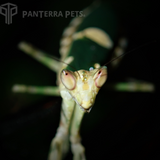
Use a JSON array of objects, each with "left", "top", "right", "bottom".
[
  {"left": 70, "top": 104, "right": 85, "bottom": 160},
  {"left": 48, "top": 90, "right": 75, "bottom": 160},
  {"left": 48, "top": 85, "right": 86, "bottom": 160}
]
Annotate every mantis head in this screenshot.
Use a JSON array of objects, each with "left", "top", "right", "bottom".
[{"left": 60, "top": 66, "right": 107, "bottom": 113}]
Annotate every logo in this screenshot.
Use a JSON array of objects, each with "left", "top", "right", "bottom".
[
  {"left": 0, "top": 3, "right": 17, "bottom": 25},
  {"left": 0, "top": 3, "right": 84, "bottom": 25}
]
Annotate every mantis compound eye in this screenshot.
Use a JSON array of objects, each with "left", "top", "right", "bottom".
[
  {"left": 60, "top": 69, "right": 76, "bottom": 90},
  {"left": 95, "top": 66, "right": 108, "bottom": 88}
]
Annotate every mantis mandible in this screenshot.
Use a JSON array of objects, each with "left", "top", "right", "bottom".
[{"left": 12, "top": 2, "right": 154, "bottom": 160}]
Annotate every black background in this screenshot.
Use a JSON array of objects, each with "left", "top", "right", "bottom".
[{"left": 0, "top": 0, "right": 159, "bottom": 160}]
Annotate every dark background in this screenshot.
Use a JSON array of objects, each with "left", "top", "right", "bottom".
[{"left": 0, "top": 0, "right": 159, "bottom": 160}]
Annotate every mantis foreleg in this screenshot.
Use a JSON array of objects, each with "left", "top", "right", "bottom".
[
  {"left": 70, "top": 104, "right": 85, "bottom": 160},
  {"left": 48, "top": 90, "right": 75, "bottom": 160}
]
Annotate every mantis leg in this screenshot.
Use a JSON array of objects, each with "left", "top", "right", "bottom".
[
  {"left": 104, "top": 80, "right": 155, "bottom": 92},
  {"left": 48, "top": 91, "right": 75, "bottom": 160},
  {"left": 12, "top": 85, "right": 60, "bottom": 96},
  {"left": 18, "top": 42, "right": 61, "bottom": 73},
  {"left": 70, "top": 104, "right": 86, "bottom": 160}
]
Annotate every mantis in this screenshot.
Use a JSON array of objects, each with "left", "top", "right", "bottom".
[{"left": 12, "top": 1, "right": 154, "bottom": 160}]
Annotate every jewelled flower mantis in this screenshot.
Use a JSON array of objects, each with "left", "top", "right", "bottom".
[{"left": 12, "top": 2, "right": 154, "bottom": 160}]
